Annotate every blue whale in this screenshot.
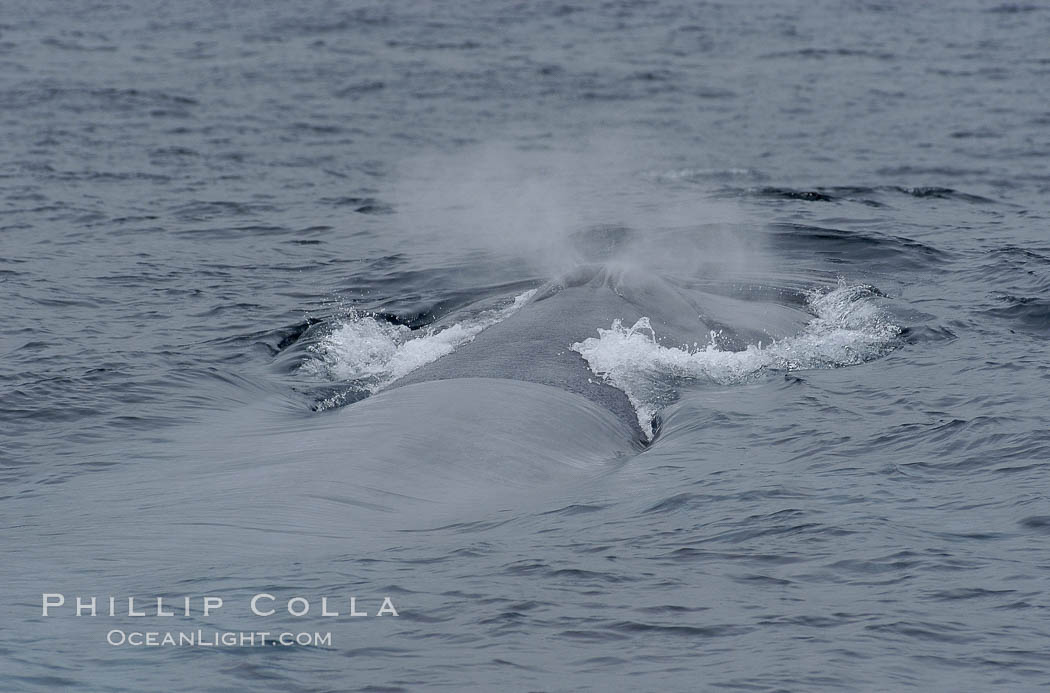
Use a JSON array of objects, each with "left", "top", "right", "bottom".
[{"left": 59, "top": 263, "right": 810, "bottom": 553}]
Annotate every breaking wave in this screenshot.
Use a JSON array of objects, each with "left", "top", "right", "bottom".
[
  {"left": 303, "top": 289, "right": 536, "bottom": 408},
  {"left": 571, "top": 283, "right": 901, "bottom": 439}
]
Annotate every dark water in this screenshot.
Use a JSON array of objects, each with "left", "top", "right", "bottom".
[{"left": 3, "top": 1, "right": 1050, "bottom": 690}]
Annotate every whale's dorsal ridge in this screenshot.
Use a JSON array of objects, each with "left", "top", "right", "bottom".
[{"left": 530, "top": 263, "right": 607, "bottom": 303}]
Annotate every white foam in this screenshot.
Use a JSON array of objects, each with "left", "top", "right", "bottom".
[
  {"left": 570, "top": 283, "right": 901, "bottom": 439},
  {"left": 304, "top": 290, "right": 536, "bottom": 408}
]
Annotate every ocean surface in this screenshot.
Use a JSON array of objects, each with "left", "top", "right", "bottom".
[{"left": 3, "top": 0, "right": 1050, "bottom": 690}]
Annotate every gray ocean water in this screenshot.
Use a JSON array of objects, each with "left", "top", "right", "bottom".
[{"left": 3, "top": 0, "right": 1050, "bottom": 690}]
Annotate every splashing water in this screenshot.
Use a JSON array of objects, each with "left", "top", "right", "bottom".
[
  {"left": 304, "top": 290, "right": 537, "bottom": 408},
  {"left": 571, "top": 283, "right": 901, "bottom": 439}
]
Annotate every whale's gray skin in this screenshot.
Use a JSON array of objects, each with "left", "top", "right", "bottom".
[
  {"left": 388, "top": 262, "right": 809, "bottom": 440},
  {"left": 390, "top": 264, "right": 719, "bottom": 441},
  {"left": 393, "top": 298, "right": 646, "bottom": 438}
]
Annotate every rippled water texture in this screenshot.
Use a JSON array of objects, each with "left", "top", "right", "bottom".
[{"left": 3, "top": 1, "right": 1050, "bottom": 691}]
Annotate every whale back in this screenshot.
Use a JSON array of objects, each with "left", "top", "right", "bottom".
[{"left": 390, "top": 263, "right": 728, "bottom": 440}]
